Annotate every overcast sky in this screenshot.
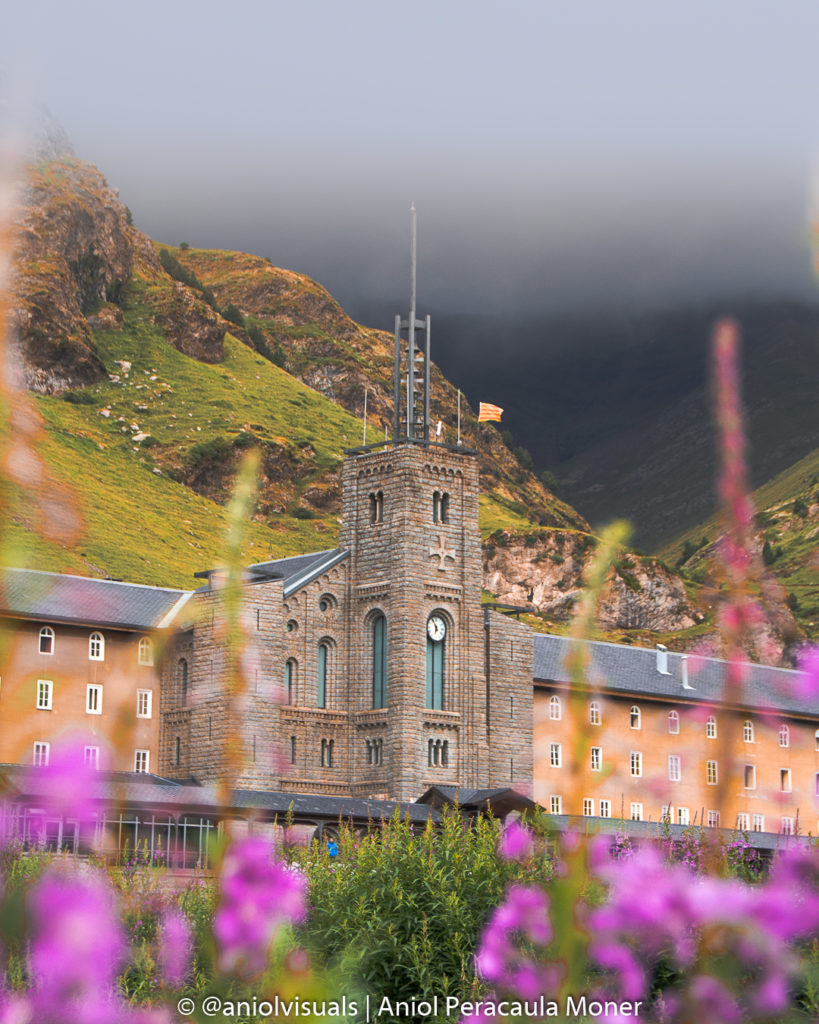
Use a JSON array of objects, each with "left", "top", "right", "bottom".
[{"left": 4, "top": 0, "right": 819, "bottom": 324}]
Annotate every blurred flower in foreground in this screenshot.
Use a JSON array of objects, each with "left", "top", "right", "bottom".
[
  {"left": 214, "top": 835, "right": 307, "bottom": 980},
  {"left": 498, "top": 820, "right": 534, "bottom": 862},
  {"left": 475, "top": 884, "right": 560, "bottom": 1001},
  {"left": 158, "top": 908, "right": 192, "bottom": 988},
  {"left": 794, "top": 645, "right": 819, "bottom": 700},
  {"left": 33, "top": 741, "right": 101, "bottom": 826},
  {"left": 588, "top": 842, "right": 819, "bottom": 1022}
]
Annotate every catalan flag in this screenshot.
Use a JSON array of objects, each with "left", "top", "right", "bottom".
[{"left": 478, "top": 402, "right": 503, "bottom": 423}]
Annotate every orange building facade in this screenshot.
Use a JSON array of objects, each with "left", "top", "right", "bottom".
[{"left": 533, "top": 636, "right": 817, "bottom": 837}]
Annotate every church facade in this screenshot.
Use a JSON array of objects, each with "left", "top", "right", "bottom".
[{"left": 159, "top": 440, "right": 533, "bottom": 803}]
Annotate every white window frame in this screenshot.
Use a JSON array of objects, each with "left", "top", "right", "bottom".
[
  {"left": 88, "top": 631, "right": 105, "bottom": 661},
  {"left": 706, "top": 759, "right": 718, "bottom": 785},
  {"left": 630, "top": 802, "right": 643, "bottom": 822},
  {"left": 736, "top": 813, "right": 750, "bottom": 831},
  {"left": 706, "top": 715, "right": 717, "bottom": 739},
  {"left": 779, "top": 724, "right": 789, "bottom": 748},
  {"left": 589, "top": 701, "right": 601, "bottom": 726},
  {"left": 630, "top": 705, "right": 641, "bottom": 730},
  {"left": 707, "top": 810, "right": 720, "bottom": 828},
  {"left": 33, "top": 742, "right": 50, "bottom": 766},
  {"left": 668, "top": 754, "right": 681, "bottom": 782},
  {"left": 138, "top": 637, "right": 154, "bottom": 666},
  {"left": 599, "top": 799, "right": 611, "bottom": 818},
  {"left": 630, "top": 751, "right": 642, "bottom": 777},
  {"left": 136, "top": 689, "right": 152, "bottom": 719},
  {"left": 134, "top": 749, "right": 150, "bottom": 774},
  {"left": 744, "top": 764, "right": 756, "bottom": 789},
  {"left": 582, "top": 798, "right": 594, "bottom": 817},
  {"left": 677, "top": 807, "right": 690, "bottom": 826},
  {"left": 667, "top": 710, "right": 679, "bottom": 735},
  {"left": 86, "top": 684, "right": 102, "bottom": 715},
  {"left": 781, "top": 817, "right": 794, "bottom": 836},
  {"left": 38, "top": 626, "right": 54, "bottom": 655},
  {"left": 743, "top": 720, "right": 754, "bottom": 743},
  {"left": 661, "top": 805, "right": 671, "bottom": 822},
  {"left": 549, "top": 742, "right": 562, "bottom": 768},
  {"left": 752, "top": 814, "right": 764, "bottom": 833},
  {"left": 84, "top": 745, "right": 100, "bottom": 770},
  {"left": 36, "top": 679, "right": 52, "bottom": 711},
  {"left": 590, "top": 746, "right": 602, "bottom": 771},
  {"left": 549, "top": 695, "right": 561, "bottom": 721},
  {"left": 550, "top": 795, "right": 562, "bottom": 815},
  {"left": 780, "top": 768, "right": 792, "bottom": 793}
]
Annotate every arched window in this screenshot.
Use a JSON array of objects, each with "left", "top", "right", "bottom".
[
  {"left": 285, "top": 660, "right": 296, "bottom": 705},
  {"left": 440, "top": 493, "right": 450, "bottom": 523},
  {"left": 549, "top": 695, "right": 561, "bottom": 721},
  {"left": 38, "top": 627, "right": 54, "bottom": 655},
  {"left": 178, "top": 659, "right": 188, "bottom": 701},
  {"left": 630, "top": 706, "right": 641, "bottom": 730},
  {"left": 175, "top": 736, "right": 181, "bottom": 766},
  {"left": 589, "top": 701, "right": 601, "bottom": 726},
  {"left": 667, "top": 710, "right": 679, "bottom": 735},
  {"left": 426, "top": 616, "right": 445, "bottom": 710},
  {"left": 743, "top": 720, "right": 754, "bottom": 743},
  {"left": 372, "top": 614, "right": 387, "bottom": 709},
  {"left": 706, "top": 715, "right": 717, "bottom": 739},
  {"left": 138, "top": 637, "right": 154, "bottom": 666},
  {"left": 317, "top": 643, "right": 328, "bottom": 708},
  {"left": 779, "top": 723, "right": 789, "bottom": 748},
  {"left": 432, "top": 491, "right": 440, "bottom": 523},
  {"left": 369, "top": 491, "right": 384, "bottom": 524},
  {"left": 89, "top": 632, "right": 104, "bottom": 661}
]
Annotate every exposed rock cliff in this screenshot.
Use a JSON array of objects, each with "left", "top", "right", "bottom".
[{"left": 483, "top": 529, "right": 699, "bottom": 632}]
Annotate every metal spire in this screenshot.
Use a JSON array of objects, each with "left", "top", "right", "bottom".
[{"left": 393, "top": 204, "right": 431, "bottom": 442}]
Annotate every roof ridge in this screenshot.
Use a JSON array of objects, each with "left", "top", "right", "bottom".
[{"left": 4, "top": 567, "right": 190, "bottom": 596}]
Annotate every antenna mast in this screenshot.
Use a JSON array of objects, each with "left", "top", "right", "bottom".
[{"left": 393, "top": 204, "right": 431, "bottom": 442}]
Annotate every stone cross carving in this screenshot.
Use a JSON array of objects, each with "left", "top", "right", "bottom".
[{"left": 429, "top": 534, "right": 457, "bottom": 572}]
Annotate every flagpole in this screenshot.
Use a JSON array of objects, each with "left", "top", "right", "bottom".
[
  {"left": 457, "top": 390, "right": 461, "bottom": 446},
  {"left": 363, "top": 389, "right": 368, "bottom": 446}
]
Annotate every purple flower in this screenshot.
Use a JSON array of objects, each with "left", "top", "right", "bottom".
[
  {"left": 213, "top": 836, "right": 307, "bottom": 979},
  {"left": 794, "top": 646, "right": 819, "bottom": 700},
  {"left": 158, "top": 908, "right": 192, "bottom": 988},
  {"left": 475, "top": 884, "right": 558, "bottom": 999},
  {"left": 34, "top": 741, "right": 101, "bottom": 825},
  {"left": 28, "top": 867, "right": 127, "bottom": 1024},
  {"left": 498, "top": 820, "right": 534, "bottom": 862}
]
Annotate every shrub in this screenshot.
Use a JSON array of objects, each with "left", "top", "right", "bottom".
[
  {"left": 793, "top": 497, "right": 809, "bottom": 518},
  {"left": 221, "top": 303, "right": 245, "bottom": 328},
  {"left": 62, "top": 389, "right": 97, "bottom": 405},
  {"left": 185, "top": 437, "right": 232, "bottom": 468}
]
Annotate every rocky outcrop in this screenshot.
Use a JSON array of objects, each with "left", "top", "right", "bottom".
[
  {"left": 11, "top": 159, "right": 133, "bottom": 392},
  {"left": 483, "top": 530, "right": 699, "bottom": 632},
  {"left": 155, "top": 282, "right": 225, "bottom": 363}
]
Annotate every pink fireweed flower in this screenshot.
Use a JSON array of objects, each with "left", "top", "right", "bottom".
[
  {"left": 213, "top": 836, "right": 307, "bottom": 980},
  {"left": 498, "top": 820, "right": 534, "bottom": 861},
  {"left": 794, "top": 646, "right": 819, "bottom": 700},
  {"left": 589, "top": 843, "right": 819, "bottom": 1021},
  {"left": 158, "top": 908, "right": 192, "bottom": 988},
  {"left": 33, "top": 741, "right": 102, "bottom": 826},
  {"left": 28, "top": 867, "right": 127, "bottom": 1024},
  {"left": 475, "top": 884, "right": 558, "bottom": 1000}
]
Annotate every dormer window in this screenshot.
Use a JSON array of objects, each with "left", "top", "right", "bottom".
[{"left": 38, "top": 627, "right": 54, "bottom": 655}]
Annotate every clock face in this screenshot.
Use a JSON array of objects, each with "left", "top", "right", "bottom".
[{"left": 427, "top": 616, "right": 446, "bottom": 642}]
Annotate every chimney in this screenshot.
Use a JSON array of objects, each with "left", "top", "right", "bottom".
[
  {"left": 656, "top": 643, "right": 669, "bottom": 675},
  {"left": 681, "top": 653, "right": 694, "bottom": 690}
]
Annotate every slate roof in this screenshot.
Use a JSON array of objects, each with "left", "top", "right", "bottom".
[
  {"left": 0, "top": 765, "right": 438, "bottom": 824},
  {"left": 418, "top": 785, "right": 538, "bottom": 816},
  {"left": 246, "top": 548, "right": 349, "bottom": 597},
  {"left": 533, "top": 633, "right": 815, "bottom": 717},
  {"left": 1, "top": 569, "right": 193, "bottom": 631}
]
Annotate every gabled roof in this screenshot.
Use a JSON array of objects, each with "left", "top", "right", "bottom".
[
  {"left": 247, "top": 548, "right": 349, "bottom": 597},
  {"left": 1, "top": 569, "right": 193, "bottom": 631},
  {"left": 533, "top": 633, "right": 814, "bottom": 717},
  {"left": 417, "top": 785, "right": 538, "bottom": 817}
]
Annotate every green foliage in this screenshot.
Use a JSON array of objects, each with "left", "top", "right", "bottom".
[
  {"left": 62, "top": 389, "right": 97, "bottom": 405},
  {"left": 793, "top": 497, "right": 809, "bottom": 518},
  {"left": 291, "top": 506, "right": 316, "bottom": 520},
  {"left": 179, "top": 241, "right": 190, "bottom": 250},
  {"left": 232, "top": 430, "right": 258, "bottom": 450},
  {"left": 221, "top": 303, "right": 245, "bottom": 328},
  {"left": 540, "top": 469, "right": 558, "bottom": 493},
  {"left": 125, "top": 206, "right": 133, "bottom": 227},
  {"left": 293, "top": 810, "right": 553, "bottom": 1018},
  {"left": 185, "top": 436, "right": 233, "bottom": 468},
  {"left": 512, "top": 445, "right": 533, "bottom": 472}
]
